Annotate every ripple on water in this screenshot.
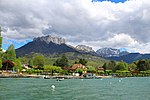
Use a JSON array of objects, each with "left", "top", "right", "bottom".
[{"left": 0, "top": 77, "right": 150, "bottom": 100}]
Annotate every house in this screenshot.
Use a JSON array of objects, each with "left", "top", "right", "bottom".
[
  {"left": 69, "top": 64, "right": 86, "bottom": 71},
  {"left": 2, "top": 60, "right": 15, "bottom": 72},
  {"left": 69, "top": 64, "right": 86, "bottom": 76}
]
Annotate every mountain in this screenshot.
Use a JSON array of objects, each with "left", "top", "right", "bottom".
[
  {"left": 107, "top": 53, "right": 150, "bottom": 63},
  {"left": 75, "top": 45, "right": 98, "bottom": 56},
  {"left": 33, "top": 35, "right": 65, "bottom": 45},
  {"left": 16, "top": 35, "right": 78, "bottom": 57},
  {"left": 76, "top": 45, "right": 95, "bottom": 52},
  {"left": 96, "top": 47, "right": 129, "bottom": 57}
]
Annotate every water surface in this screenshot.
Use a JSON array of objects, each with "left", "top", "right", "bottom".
[{"left": 0, "top": 77, "right": 150, "bottom": 100}]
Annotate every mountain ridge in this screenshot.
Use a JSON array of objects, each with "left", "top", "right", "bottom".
[
  {"left": 15, "top": 35, "right": 150, "bottom": 64},
  {"left": 16, "top": 39, "right": 78, "bottom": 57},
  {"left": 107, "top": 53, "right": 150, "bottom": 63},
  {"left": 96, "top": 47, "right": 129, "bottom": 57},
  {"left": 16, "top": 35, "right": 98, "bottom": 57}
]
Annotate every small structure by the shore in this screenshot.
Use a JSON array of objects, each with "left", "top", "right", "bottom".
[{"left": 2, "top": 60, "right": 15, "bottom": 71}]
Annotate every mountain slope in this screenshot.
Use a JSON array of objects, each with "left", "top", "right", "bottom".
[
  {"left": 96, "top": 47, "right": 129, "bottom": 57},
  {"left": 107, "top": 53, "right": 150, "bottom": 63},
  {"left": 16, "top": 38, "right": 78, "bottom": 57},
  {"left": 75, "top": 45, "right": 98, "bottom": 56}
]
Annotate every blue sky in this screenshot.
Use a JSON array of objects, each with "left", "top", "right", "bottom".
[
  {"left": 1, "top": 0, "right": 150, "bottom": 53},
  {"left": 93, "top": 0, "right": 127, "bottom": 3}
]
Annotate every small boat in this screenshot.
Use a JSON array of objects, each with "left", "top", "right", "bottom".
[
  {"left": 56, "top": 78, "right": 64, "bottom": 81},
  {"left": 43, "top": 76, "right": 50, "bottom": 79}
]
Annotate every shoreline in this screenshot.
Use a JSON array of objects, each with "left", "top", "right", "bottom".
[
  {"left": 0, "top": 74, "right": 112, "bottom": 79},
  {"left": 0, "top": 74, "right": 149, "bottom": 79}
]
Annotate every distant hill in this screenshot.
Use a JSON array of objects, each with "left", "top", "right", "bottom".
[
  {"left": 21, "top": 52, "right": 108, "bottom": 67},
  {"left": 107, "top": 53, "right": 150, "bottom": 63}
]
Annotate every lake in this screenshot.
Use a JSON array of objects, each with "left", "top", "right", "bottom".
[{"left": 0, "top": 77, "right": 150, "bottom": 100}]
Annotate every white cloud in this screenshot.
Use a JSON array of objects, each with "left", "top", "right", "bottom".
[
  {"left": 0, "top": 0, "right": 150, "bottom": 53},
  {"left": 74, "top": 33, "right": 150, "bottom": 53}
]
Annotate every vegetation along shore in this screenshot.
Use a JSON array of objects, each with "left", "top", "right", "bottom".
[{"left": 0, "top": 44, "right": 150, "bottom": 78}]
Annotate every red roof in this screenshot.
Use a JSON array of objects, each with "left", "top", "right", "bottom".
[
  {"left": 69, "top": 64, "right": 85, "bottom": 70},
  {"left": 2, "top": 60, "right": 15, "bottom": 66}
]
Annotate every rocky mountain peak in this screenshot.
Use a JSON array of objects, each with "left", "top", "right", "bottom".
[
  {"left": 96, "top": 47, "right": 129, "bottom": 57},
  {"left": 76, "top": 45, "right": 95, "bottom": 52},
  {"left": 33, "top": 35, "right": 66, "bottom": 45}
]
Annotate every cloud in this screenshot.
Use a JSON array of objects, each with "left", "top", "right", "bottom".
[
  {"left": 75, "top": 33, "right": 138, "bottom": 50},
  {"left": 0, "top": 0, "right": 150, "bottom": 53}
]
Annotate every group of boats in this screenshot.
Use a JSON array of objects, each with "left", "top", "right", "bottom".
[{"left": 43, "top": 76, "right": 64, "bottom": 81}]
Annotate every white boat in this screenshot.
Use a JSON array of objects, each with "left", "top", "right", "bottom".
[
  {"left": 56, "top": 78, "right": 64, "bottom": 81},
  {"left": 43, "top": 76, "right": 50, "bottom": 79}
]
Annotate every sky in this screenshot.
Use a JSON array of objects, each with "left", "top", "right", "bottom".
[{"left": 0, "top": 0, "right": 150, "bottom": 53}]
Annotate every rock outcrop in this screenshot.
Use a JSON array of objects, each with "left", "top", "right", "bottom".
[
  {"left": 96, "top": 47, "right": 129, "bottom": 57},
  {"left": 33, "top": 35, "right": 66, "bottom": 45},
  {"left": 76, "top": 45, "right": 95, "bottom": 52}
]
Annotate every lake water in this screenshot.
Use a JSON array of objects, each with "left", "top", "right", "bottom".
[{"left": 0, "top": 77, "right": 150, "bottom": 100}]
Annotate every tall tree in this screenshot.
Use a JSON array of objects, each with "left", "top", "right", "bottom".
[
  {"left": 29, "top": 59, "right": 33, "bottom": 67},
  {"left": 0, "top": 59, "right": 2, "bottom": 69},
  {"left": 137, "top": 60, "right": 150, "bottom": 71},
  {"left": 3, "top": 44, "right": 16, "bottom": 62},
  {"left": 87, "top": 66, "right": 96, "bottom": 73},
  {"left": 54, "top": 54, "right": 68, "bottom": 68},
  {"left": 115, "top": 61, "right": 128, "bottom": 71},
  {"left": 79, "top": 58, "right": 87, "bottom": 66},
  {"left": 33, "top": 55, "right": 45, "bottom": 69},
  {"left": 107, "top": 60, "right": 116, "bottom": 72},
  {"left": 14, "top": 58, "right": 22, "bottom": 72},
  {"left": 102, "top": 62, "right": 107, "bottom": 72},
  {"left": 128, "top": 63, "right": 137, "bottom": 71},
  {"left": 43, "top": 65, "right": 62, "bottom": 76}
]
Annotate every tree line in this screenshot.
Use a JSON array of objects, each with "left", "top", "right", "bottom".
[{"left": 1, "top": 44, "right": 150, "bottom": 77}]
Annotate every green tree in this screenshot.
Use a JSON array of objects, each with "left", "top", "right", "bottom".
[
  {"left": 54, "top": 54, "right": 68, "bottom": 68},
  {"left": 33, "top": 55, "right": 45, "bottom": 69},
  {"left": 20, "top": 57, "right": 28, "bottom": 65},
  {"left": 137, "top": 60, "right": 150, "bottom": 71},
  {"left": 29, "top": 59, "right": 33, "bottom": 67},
  {"left": 0, "top": 59, "right": 2, "bottom": 69},
  {"left": 79, "top": 58, "right": 87, "bottom": 66},
  {"left": 43, "top": 65, "right": 62, "bottom": 76},
  {"left": 0, "top": 37, "right": 2, "bottom": 52},
  {"left": 128, "top": 63, "right": 137, "bottom": 71},
  {"left": 102, "top": 63, "right": 107, "bottom": 72},
  {"left": 3, "top": 44, "right": 16, "bottom": 61},
  {"left": 76, "top": 68, "right": 83, "bottom": 76},
  {"left": 115, "top": 61, "right": 128, "bottom": 71},
  {"left": 87, "top": 66, "right": 96, "bottom": 73},
  {"left": 14, "top": 58, "right": 22, "bottom": 72},
  {"left": 74, "top": 61, "right": 78, "bottom": 64},
  {"left": 107, "top": 60, "right": 116, "bottom": 72}
]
